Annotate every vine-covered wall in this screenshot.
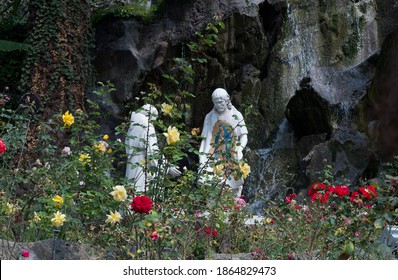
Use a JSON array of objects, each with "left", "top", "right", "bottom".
[{"left": 20, "top": 0, "right": 91, "bottom": 117}]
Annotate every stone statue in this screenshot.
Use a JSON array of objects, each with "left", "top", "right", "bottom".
[
  {"left": 125, "top": 104, "right": 180, "bottom": 193},
  {"left": 199, "top": 88, "right": 248, "bottom": 198}
]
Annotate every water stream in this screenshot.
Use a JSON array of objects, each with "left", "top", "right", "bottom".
[{"left": 246, "top": 118, "right": 294, "bottom": 214}]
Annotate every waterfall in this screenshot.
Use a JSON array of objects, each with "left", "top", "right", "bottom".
[
  {"left": 338, "top": 101, "right": 351, "bottom": 128},
  {"left": 246, "top": 118, "right": 294, "bottom": 213},
  {"left": 272, "top": 118, "right": 294, "bottom": 150},
  {"left": 283, "top": 1, "right": 318, "bottom": 83}
]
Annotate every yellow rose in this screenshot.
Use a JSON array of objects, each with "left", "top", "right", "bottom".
[
  {"left": 214, "top": 164, "right": 224, "bottom": 175},
  {"left": 191, "top": 127, "right": 200, "bottom": 136},
  {"left": 62, "top": 111, "right": 74, "bottom": 127},
  {"left": 93, "top": 141, "right": 108, "bottom": 155},
  {"left": 109, "top": 185, "right": 127, "bottom": 202},
  {"left": 5, "top": 202, "right": 17, "bottom": 215},
  {"left": 163, "top": 126, "right": 180, "bottom": 145},
  {"left": 265, "top": 218, "right": 273, "bottom": 224},
  {"left": 78, "top": 153, "right": 91, "bottom": 165},
  {"left": 33, "top": 211, "right": 41, "bottom": 223},
  {"left": 51, "top": 211, "right": 66, "bottom": 227},
  {"left": 103, "top": 134, "right": 109, "bottom": 140},
  {"left": 105, "top": 210, "right": 122, "bottom": 225},
  {"left": 239, "top": 162, "right": 251, "bottom": 179},
  {"left": 161, "top": 103, "right": 173, "bottom": 116},
  {"left": 52, "top": 195, "right": 63, "bottom": 208}
]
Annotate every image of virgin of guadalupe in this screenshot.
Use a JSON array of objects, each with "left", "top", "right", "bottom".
[{"left": 209, "top": 120, "right": 236, "bottom": 163}]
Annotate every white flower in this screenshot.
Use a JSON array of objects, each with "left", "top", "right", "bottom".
[
  {"left": 51, "top": 211, "right": 66, "bottom": 227},
  {"left": 105, "top": 210, "right": 122, "bottom": 225},
  {"left": 62, "top": 146, "right": 72, "bottom": 155},
  {"left": 110, "top": 185, "right": 127, "bottom": 202}
]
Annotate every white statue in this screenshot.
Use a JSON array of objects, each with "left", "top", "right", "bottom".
[
  {"left": 125, "top": 104, "right": 180, "bottom": 193},
  {"left": 199, "top": 88, "right": 248, "bottom": 197}
]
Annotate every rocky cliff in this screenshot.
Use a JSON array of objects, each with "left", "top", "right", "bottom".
[{"left": 92, "top": 0, "right": 398, "bottom": 206}]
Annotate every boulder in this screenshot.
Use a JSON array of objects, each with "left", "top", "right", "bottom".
[{"left": 0, "top": 239, "right": 102, "bottom": 260}]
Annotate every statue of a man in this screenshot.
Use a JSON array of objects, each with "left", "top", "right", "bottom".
[
  {"left": 125, "top": 104, "right": 180, "bottom": 193},
  {"left": 199, "top": 88, "right": 248, "bottom": 197}
]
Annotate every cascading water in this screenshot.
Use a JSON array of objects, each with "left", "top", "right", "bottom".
[
  {"left": 246, "top": 118, "right": 295, "bottom": 214},
  {"left": 245, "top": 1, "right": 320, "bottom": 213},
  {"left": 282, "top": 1, "right": 319, "bottom": 88},
  {"left": 337, "top": 101, "right": 352, "bottom": 128}
]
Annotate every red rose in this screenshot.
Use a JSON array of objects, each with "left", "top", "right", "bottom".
[
  {"left": 333, "top": 185, "right": 350, "bottom": 197},
  {"left": 311, "top": 192, "right": 330, "bottom": 203},
  {"left": 320, "top": 192, "right": 330, "bottom": 203},
  {"left": 359, "top": 186, "right": 378, "bottom": 200},
  {"left": 212, "top": 230, "right": 218, "bottom": 237},
  {"left": 21, "top": 250, "right": 29, "bottom": 258},
  {"left": 204, "top": 228, "right": 211, "bottom": 235},
  {"left": 0, "top": 138, "right": 6, "bottom": 155},
  {"left": 350, "top": 191, "right": 360, "bottom": 202},
  {"left": 285, "top": 193, "right": 297, "bottom": 204},
  {"left": 308, "top": 182, "right": 327, "bottom": 197},
  {"left": 131, "top": 195, "right": 152, "bottom": 214},
  {"left": 150, "top": 230, "right": 159, "bottom": 241}
]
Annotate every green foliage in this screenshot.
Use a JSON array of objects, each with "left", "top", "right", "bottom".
[
  {"left": 0, "top": 39, "right": 29, "bottom": 51},
  {"left": 0, "top": 50, "right": 26, "bottom": 97},
  {"left": 91, "top": 2, "right": 159, "bottom": 25},
  {"left": 251, "top": 179, "right": 397, "bottom": 260},
  {"left": 0, "top": 13, "right": 28, "bottom": 96},
  {"left": 0, "top": 77, "right": 254, "bottom": 259},
  {"left": 383, "top": 155, "right": 398, "bottom": 176},
  {"left": 17, "top": 0, "right": 91, "bottom": 114},
  {"left": 0, "top": 0, "right": 29, "bottom": 23},
  {"left": 0, "top": 16, "right": 255, "bottom": 260},
  {"left": 1, "top": 11, "right": 396, "bottom": 260}
]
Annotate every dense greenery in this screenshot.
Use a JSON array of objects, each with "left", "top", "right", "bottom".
[{"left": 0, "top": 0, "right": 165, "bottom": 112}]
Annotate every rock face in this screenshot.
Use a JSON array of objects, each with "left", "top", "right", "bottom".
[
  {"left": 92, "top": 0, "right": 398, "bottom": 206},
  {"left": 0, "top": 239, "right": 101, "bottom": 260}
]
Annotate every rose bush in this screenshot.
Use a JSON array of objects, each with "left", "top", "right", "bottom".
[
  {"left": 248, "top": 175, "right": 398, "bottom": 260},
  {"left": 0, "top": 18, "right": 397, "bottom": 260}
]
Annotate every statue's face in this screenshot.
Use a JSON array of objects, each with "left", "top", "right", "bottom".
[{"left": 213, "top": 98, "right": 227, "bottom": 114}]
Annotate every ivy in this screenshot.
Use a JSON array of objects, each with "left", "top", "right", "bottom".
[{"left": 19, "top": 0, "right": 91, "bottom": 114}]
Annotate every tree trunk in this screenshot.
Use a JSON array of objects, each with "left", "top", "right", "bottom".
[{"left": 22, "top": 0, "right": 91, "bottom": 118}]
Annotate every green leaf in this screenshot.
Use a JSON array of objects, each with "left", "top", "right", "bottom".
[
  {"left": 374, "top": 218, "right": 384, "bottom": 229},
  {"left": 383, "top": 213, "right": 394, "bottom": 222},
  {"left": 0, "top": 40, "right": 30, "bottom": 51}
]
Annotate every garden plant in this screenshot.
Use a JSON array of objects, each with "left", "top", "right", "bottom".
[{"left": 1, "top": 15, "right": 398, "bottom": 260}]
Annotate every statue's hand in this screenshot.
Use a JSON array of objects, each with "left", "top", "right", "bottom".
[
  {"left": 167, "top": 166, "right": 182, "bottom": 177},
  {"left": 199, "top": 155, "right": 207, "bottom": 165},
  {"left": 235, "top": 147, "right": 243, "bottom": 161}
]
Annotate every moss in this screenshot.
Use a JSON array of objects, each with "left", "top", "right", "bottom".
[{"left": 91, "top": 3, "right": 160, "bottom": 25}]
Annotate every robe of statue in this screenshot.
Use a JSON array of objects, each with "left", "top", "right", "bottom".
[
  {"left": 200, "top": 105, "right": 248, "bottom": 197},
  {"left": 125, "top": 107, "right": 159, "bottom": 193}
]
